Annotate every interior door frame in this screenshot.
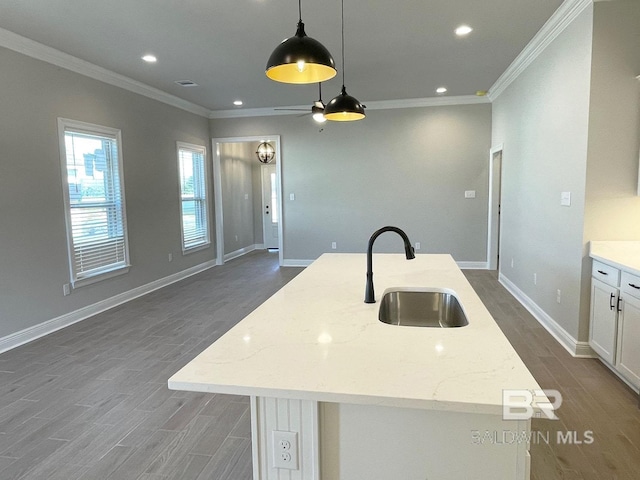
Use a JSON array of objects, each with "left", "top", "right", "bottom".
[
  {"left": 212, "top": 135, "right": 283, "bottom": 266},
  {"left": 487, "top": 144, "right": 504, "bottom": 271}
]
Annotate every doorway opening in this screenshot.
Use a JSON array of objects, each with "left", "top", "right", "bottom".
[
  {"left": 212, "top": 136, "right": 283, "bottom": 266},
  {"left": 487, "top": 145, "right": 503, "bottom": 271}
]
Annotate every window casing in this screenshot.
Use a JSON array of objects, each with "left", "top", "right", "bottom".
[
  {"left": 177, "top": 142, "right": 209, "bottom": 252},
  {"left": 58, "top": 118, "right": 130, "bottom": 287}
]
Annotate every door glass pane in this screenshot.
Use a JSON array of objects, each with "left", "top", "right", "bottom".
[{"left": 270, "top": 172, "right": 278, "bottom": 223}]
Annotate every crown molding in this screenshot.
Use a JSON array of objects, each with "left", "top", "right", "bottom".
[
  {"left": 0, "top": 27, "right": 211, "bottom": 118},
  {"left": 488, "top": 0, "right": 593, "bottom": 101},
  {"left": 209, "top": 95, "right": 490, "bottom": 119}
]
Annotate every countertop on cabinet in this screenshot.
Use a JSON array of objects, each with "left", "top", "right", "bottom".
[
  {"left": 168, "top": 253, "right": 541, "bottom": 415},
  {"left": 589, "top": 241, "right": 640, "bottom": 276}
]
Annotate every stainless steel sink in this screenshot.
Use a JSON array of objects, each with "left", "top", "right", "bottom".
[{"left": 378, "top": 290, "right": 469, "bottom": 327}]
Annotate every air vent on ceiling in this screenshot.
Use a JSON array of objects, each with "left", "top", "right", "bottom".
[{"left": 175, "top": 80, "right": 198, "bottom": 87}]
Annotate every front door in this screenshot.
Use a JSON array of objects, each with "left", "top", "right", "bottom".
[{"left": 261, "top": 164, "right": 279, "bottom": 250}]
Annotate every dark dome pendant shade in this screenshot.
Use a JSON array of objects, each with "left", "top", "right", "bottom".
[
  {"left": 324, "top": 0, "right": 365, "bottom": 122},
  {"left": 265, "top": 1, "right": 337, "bottom": 84},
  {"left": 323, "top": 85, "right": 365, "bottom": 121}
]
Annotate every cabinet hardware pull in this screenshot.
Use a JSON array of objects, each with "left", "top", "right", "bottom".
[
  {"left": 629, "top": 283, "right": 640, "bottom": 290},
  {"left": 597, "top": 270, "right": 608, "bottom": 275},
  {"left": 617, "top": 296, "right": 622, "bottom": 313},
  {"left": 610, "top": 293, "right": 616, "bottom": 310}
]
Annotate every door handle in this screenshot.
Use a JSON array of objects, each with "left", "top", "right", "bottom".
[
  {"left": 617, "top": 296, "right": 622, "bottom": 313},
  {"left": 597, "top": 270, "right": 608, "bottom": 276},
  {"left": 610, "top": 293, "right": 616, "bottom": 310}
]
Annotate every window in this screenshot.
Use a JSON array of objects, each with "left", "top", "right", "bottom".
[
  {"left": 177, "top": 142, "right": 209, "bottom": 252},
  {"left": 58, "top": 118, "right": 130, "bottom": 286}
]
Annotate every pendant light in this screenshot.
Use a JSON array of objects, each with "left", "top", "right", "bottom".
[
  {"left": 266, "top": 0, "right": 337, "bottom": 84},
  {"left": 323, "top": 0, "right": 365, "bottom": 122},
  {"left": 256, "top": 142, "right": 276, "bottom": 163}
]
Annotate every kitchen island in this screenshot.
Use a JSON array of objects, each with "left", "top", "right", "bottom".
[{"left": 169, "top": 254, "right": 543, "bottom": 480}]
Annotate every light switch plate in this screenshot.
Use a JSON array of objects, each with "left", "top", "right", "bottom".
[
  {"left": 464, "top": 190, "right": 476, "bottom": 199},
  {"left": 561, "top": 191, "right": 571, "bottom": 206}
]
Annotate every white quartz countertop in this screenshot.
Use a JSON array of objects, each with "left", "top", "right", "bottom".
[
  {"left": 589, "top": 241, "right": 640, "bottom": 276},
  {"left": 168, "top": 254, "right": 541, "bottom": 415}
]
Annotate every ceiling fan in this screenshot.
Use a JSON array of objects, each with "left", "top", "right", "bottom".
[{"left": 274, "top": 83, "right": 327, "bottom": 123}]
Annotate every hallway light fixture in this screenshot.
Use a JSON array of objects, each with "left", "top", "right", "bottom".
[
  {"left": 323, "top": 0, "right": 365, "bottom": 122},
  {"left": 256, "top": 142, "right": 276, "bottom": 163},
  {"left": 266, "top": 0, "right": 337, "bottom": 84}
]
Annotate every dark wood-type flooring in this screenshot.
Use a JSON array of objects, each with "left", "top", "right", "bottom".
[{"left": 0, "top": 251, "right": 638, "bottom": 479}]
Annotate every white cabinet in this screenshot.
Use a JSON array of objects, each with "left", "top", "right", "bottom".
[
  {"left": 589, "top": 260, "right": 640, "bottom": 390},
  {"left": 589, "top": 277, "right": 619, "bottom": 364},
  {"left": 618, "top": 273, "right": 640, "bottom": 387}
]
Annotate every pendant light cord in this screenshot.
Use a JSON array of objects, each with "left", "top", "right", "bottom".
[
  {"left": 298, "top": 0, "right": 302, "bottom": 22},
  {"left": 340, "top": 0, "right": 345, "bottom": 87}
]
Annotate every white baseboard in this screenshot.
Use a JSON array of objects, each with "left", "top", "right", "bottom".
[
  {"left": 457, "top": 261, "right": 489, "bottom": 270},
  {"left": 0, "top": 259, "right": 218, "bottom": 354},
  {"left": 224, "top": 245, "right": 258, "bottom": 262},
  {"left": 499, "top": 273, "right": 594, "bottom": 358},
  {"left": 282, "top": 259, "right": 313, "bottom": 267}
]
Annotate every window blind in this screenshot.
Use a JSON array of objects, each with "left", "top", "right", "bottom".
[
  {"left": 178, "top": 145, "right": 209, "bottom": 251},
  {"left": 62, "top": 124, "right": 129, "bottom": 284}
]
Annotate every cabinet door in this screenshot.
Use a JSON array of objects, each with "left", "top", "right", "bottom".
[
  {"left": 618, "top": 294, "right": 640, "bottom": 388},
  {"left": 590, "top": 277, "right": 618, "bottom": 364}
]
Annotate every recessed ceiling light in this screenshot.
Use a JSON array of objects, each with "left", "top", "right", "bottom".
[
  {"left": 142, "top": 54, "right": 157, "bottom": 63},
  {"left": 175, "top": 80, "right": 198, "bottom": 87},
  {"left": 455, "top": 25, "right": 473, "bottom": 36},
  {"left": 233, "top": 100, "right": 243, "bottom": 106},
  {"left": 436, "top": 87, "right": 448, "bottom": 94}
]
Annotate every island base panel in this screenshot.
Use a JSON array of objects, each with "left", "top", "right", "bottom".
[{"left": 250, "top": 396, "right": 530, "bottom": 480}]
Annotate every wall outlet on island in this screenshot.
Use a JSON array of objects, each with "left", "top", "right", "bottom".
[
  {"left": 272, "top": 430, "right": 298, "bottom": 470},
  {"left": 557, "top": 289, "right": 562, "bottom": 304},
  {"left": 415, "top": 242, "right": 421, "bottom": 251},
  {"left": 511, "top": 258, "right": 514, "bottom": 268},
  {"left": 331, "top": 241, "right": 337, "bottom": 250}
]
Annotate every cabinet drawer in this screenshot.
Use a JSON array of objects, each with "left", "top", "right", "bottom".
[
  {"left": 592, "top": 260, "right": 620, "bottom": 287},
  {"left": 621, "top": 271, "right": 640, "bottom": 300}
]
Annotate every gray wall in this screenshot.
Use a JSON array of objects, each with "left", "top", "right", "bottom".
[
  {"left": 0, "top": 47, "right": 213, "bottom": 339},
  {"left": 211, "top": 104, "right": 492, "bottom": 263},
  {"left": 220, "top": 142, "right": 257, "bottom": 254},
  {"left": 580, "top": 0, "right": 640, "bottom": 338},
  {"left": 491, "top": 6, "right": 593, "bottom": 341}
]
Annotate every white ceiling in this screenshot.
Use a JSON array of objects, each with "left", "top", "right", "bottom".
[{"left": 0, "top": 0, "right": 565, "bottom": 113}]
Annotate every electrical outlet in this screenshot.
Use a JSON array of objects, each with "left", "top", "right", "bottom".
[
  {"left": 168, "top": 253, "right": 173, "bottom": 262},
  {"left": 511, "top": 258, "right": 514, "bottom": 268},
  {"left": 272, "top": 431, "right": 298, "bottom": 470},
  {"left": 63, "top": 284, "right": 71, "bottom": 296},
  {"left": 331, "top": 242, "right": 337, "bottom": 250},
  {"left": 557, "top": 289, "right": 561, "bottom": 304},
  {"left": 415, "top": 242, "right": 421, "bottom": 251},
  {"left": 534, "top": 273, "right": 537, "bottom": 285}
]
